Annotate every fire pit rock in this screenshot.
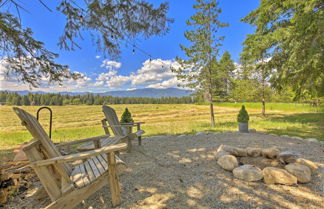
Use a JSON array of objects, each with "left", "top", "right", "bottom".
[
  {"left": 285, "top": 163, "right": 312, "bottom": 183},
  {"left": 233, "top": 164, "right": 263, "bottom": 182},
  {"left": 217, "top": 155, "right": 238, "bottom": 171},
  {"left": 215, "top": 145, "right": 318, "bottom": 186},
  {"left": 263, "top": 167, "right": 297, "bottom": 185}
]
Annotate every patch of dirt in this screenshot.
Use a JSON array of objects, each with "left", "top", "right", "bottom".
[{"left": 2, "top": 132, "right": 324, "bottom": 209}]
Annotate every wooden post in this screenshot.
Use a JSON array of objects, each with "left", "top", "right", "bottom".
[
  {"left": 137, "top": 123, "right": 142, "bottom": 146},
  {"left": 107, "top": 152, "right": 121, "bottom": 207}
]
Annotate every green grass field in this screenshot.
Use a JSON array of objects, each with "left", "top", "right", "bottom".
[{"left": 1, "top": 103, "right": 323, "bottom": 150}]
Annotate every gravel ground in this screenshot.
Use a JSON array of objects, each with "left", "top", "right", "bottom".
[{"left": 3, "top": 132, "right": 324, "bottom": 209}]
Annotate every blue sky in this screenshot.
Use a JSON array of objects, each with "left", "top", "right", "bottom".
[{"left": 1, "top": 0, "right": 260, "bottom": 92}]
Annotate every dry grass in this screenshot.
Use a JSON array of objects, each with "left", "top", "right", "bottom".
[{"left": 0, "top": 104, "right": 323, "bottom": 150}]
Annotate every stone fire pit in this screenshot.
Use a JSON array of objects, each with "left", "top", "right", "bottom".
[{"left": 216, "top": 145, "right": 318, "bottom": 185}]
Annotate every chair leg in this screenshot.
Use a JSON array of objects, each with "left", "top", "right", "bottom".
[
  {"left": 138, "top": 136, "right": 142, "bottom": 146},
  {"left": 127, "top": 138, "right": 132, "bottom": 153},
  {"left": 107, "top": 152, "right": 121, "bottom": 207},
  {"left": 45, "top": 175, "right": 107, "bottom": 209}
]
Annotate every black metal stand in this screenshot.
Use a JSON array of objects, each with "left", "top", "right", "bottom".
[{"left": 36, "top": 107, "right": 53, "bottom": 138}]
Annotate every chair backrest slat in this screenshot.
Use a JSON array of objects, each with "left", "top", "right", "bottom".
[
  {"left": 102, "top": 106, "right": 124, "bottom": 136},
  {"left": 13, "top": 107, "right": 72, "bottom": 174}
]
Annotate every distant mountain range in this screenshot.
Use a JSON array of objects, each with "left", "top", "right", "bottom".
[{"left": 3, "top": 88, "right": 194, "bottom": 98}]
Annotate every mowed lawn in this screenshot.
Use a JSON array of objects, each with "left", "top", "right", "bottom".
[{"left": 0, "top": 103, "right": 323, "bottom": 149}]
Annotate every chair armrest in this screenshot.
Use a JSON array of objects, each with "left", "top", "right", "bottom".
[
  {"left": 30, "top": 143, "right": 127, "bottom": 167},
  {"left": 56, "top": 135, "right": 111, "bottom": 148},
  {"left": 102, "top": 124, "right": 134, "bottom": 128},
  {"left": 120, "top": 122, "right": 145, "bottom": 126},
  {"left": 110, "top": 124, "right": 134, "bottom": 127}
]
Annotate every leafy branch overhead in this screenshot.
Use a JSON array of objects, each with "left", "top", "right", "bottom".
[
  {"left": 0, "top": 12, "right": 82, "bottom": 87},
  {"left": 57, "top": 0, "right": 173, "bottom": 58},
  {"left": 0, "top": 0, "right": 173, "bottom": 87}
]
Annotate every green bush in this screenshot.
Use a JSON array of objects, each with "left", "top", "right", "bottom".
[
  {"left": 237, "top": 105, "right": 249, "bottom": 123},
  {"left": 120, "top": 108, "right": 134, "bottom": 123}
]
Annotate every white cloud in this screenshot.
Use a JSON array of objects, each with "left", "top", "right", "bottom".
[
  {"left": 107, "top": 75, "right": 130, "bottom": 89},
  {"left": 94, "top": 68, "right": 128, "bottom": 89},
  {"left": 0, "top": 58, "right": 92, "bottom": 92},
  {"left": 96, "top": 69, "right": 117, "bottom": 81},
  {"left": 100, "top": 60, "right": 121, "bottom": 69},
  {"left": 94, "top": 58, "right": 184, "bottom": 89},
  {"left": 146, "top": 77, "right": 179, "bottom": 89},
  {"left": 127, "top": 88, "right": 136, "bottom": 91},
  {"left": 95, "top": 55, "right": 101, "bottom": 59},
  {"left": 130, "top": 59, "right": 180, "bottom": 86},
  {"left": 93, "top": 81, "right": 104, "bottom": 87},
  {"left": 74, "top": 72, "right": 92, "bottom": 88},
  {"left": 0, "top": 57, "right": 189, "bottom": 92}
]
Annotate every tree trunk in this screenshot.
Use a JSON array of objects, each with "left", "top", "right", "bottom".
[
  {"left": 210, "top": 102, "right": 215, "bottom": 127},
  {"left": 262, "top": 99, "right": 265, "bottom": 116},
  {"left": 206, "top": 4, "right": 215, "bottom": 127},
  {"left": 204, "top": 90, "right": 216, "bottom": 127},
  {"left": 261, "top": 71, "right": 266, "bottom": 116}
]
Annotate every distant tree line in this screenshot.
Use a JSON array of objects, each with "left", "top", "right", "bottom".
[
  {"left": 1, "top": 89, "right": 320, "bottom": 107},
  {"left": 0, "top": 91, "right": 196, "bottom": 106}
]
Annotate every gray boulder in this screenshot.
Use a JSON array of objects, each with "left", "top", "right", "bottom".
[
  {"left": 232, "top": 148, "right": 248, "bottom": 157},
  {"left": 295, "top": 158, "right": 318, "bottom": 172},
  {"left": 285, "top": 163, "right": 312, "bottom": 183},
  {"left": 291, "top": 136, "right": 303, "bottom": 140},
  {"left": 306, "top": 138, "right": 318, "bottom": 143},
  {"left": 246, "top": 147, "right": 262, "bottom": 157},
  {"left": 278, "top": 151, "right": 301, "bottom": 164},
  {"left": 262, "top": 148, "right": 280, "bottom": 159},
  {"left": 217, "top": 155, "right": 238, "bottom": 171},
  {"left": 215, "top": 151, "right": 230, "bottom": 160},
  {"left": 233, "top": 165, "right": 263, "bottom": 182},
  {"left": 262, "top": 167, "right": 297, "bottom": 185}
]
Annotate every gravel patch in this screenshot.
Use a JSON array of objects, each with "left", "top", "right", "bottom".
[{"left": 3, "top": 132, "right": 324, "bottom": 209}]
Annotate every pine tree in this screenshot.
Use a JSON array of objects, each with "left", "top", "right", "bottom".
[
  {"left": 241, "top": 0, "right": 324, "bottom": 102},
  {"left": 212, "top": 51, "right": 235, "bottom": 101},
  {"left": 237, "top": 105, "right": 249, "bottom": 123},
  {"left": 22, "top": 95, "right": 30, "bottom": 106},
  {"left": 172, "top": 0, "right": 228, "bottom": 127},
  {"left": 120, "top": 108, "right": 134, "bottom": 123}
]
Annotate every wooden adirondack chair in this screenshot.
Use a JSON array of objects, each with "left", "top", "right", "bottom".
[
  {"left": 74, "top": 133, "right": 127, "bottom": 152},
  {"left": 102, "top": 106, "right": 145, "bottom": 152},
  {"left": 13, "top": 107, "right": 127, "bottom": 209}
]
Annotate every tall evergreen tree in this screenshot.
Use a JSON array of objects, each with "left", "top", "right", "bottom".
[
  {"left": 173, "top": 0, "right": 228, "bottom": 127},
  {"left": 212, "top": 51, "right": 235, "bottom": 101},
  {"left": 241, "top": 0, "right": 324, "bottom": 103}
]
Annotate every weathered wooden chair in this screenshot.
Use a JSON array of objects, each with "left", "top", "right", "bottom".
[
  {"left": 74, "top": 133, "right": 127, "bottom": 152},
  {"left": 13, "top": 107, "right": 127, "bottom": 209},
  {"left": 102, "top": 106, "right": 145, "bottom": 152}
]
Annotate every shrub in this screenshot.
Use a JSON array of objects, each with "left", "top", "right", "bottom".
[
  {"left": 237, "top": 105, "right": 249, "bottom": 123},
  {"left": 120, "top": 108, "right": 134, "bottom": 123}
]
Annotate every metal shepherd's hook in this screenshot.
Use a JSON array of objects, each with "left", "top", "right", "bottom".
[{"left": 36, "top": 107, "right": 53, "bottom": 138}]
